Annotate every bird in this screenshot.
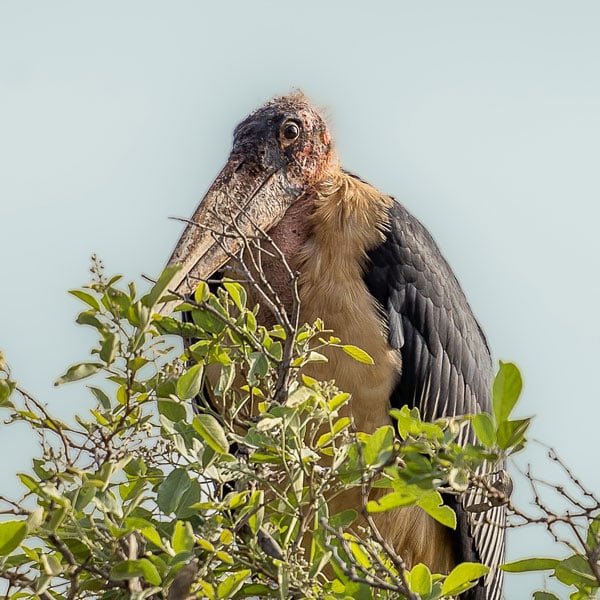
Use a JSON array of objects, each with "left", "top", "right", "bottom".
[{"left": 165, "top": 92, "right": 504, "bottom": 600}]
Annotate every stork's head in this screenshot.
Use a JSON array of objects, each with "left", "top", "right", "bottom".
[{"left": 167, "top": 93, "right": 333, "bottom": 297}]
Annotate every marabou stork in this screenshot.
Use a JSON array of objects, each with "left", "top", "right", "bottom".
[{"left": 166, "top": 93, "right": 505, "bottom": 599}]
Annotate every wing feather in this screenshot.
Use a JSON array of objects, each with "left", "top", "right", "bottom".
[{"left": 363, "top": 196, "right": 505, "bottom": 600}]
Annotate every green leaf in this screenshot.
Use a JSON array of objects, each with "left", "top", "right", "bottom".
[
  {"left": 220, "top": 529, "right": 233, "bottom": 545},
  {"left": 349, "top": 537, "right": 371, "bottom": 568},
  {"left": 157, "top": 468, "right": 191, "bottom": 514},
  {"left": 76, "top": 309, "right": 107, "bottom": 332},
  {"left": 140, "top": 526, "right": 164, "bottom": 549},
  {"left": 176, "top": 364, "right": 204, "bottom": 400},
  {"left": 172, "top": 520, "right": 195, "bottom": 554},
  {"left": 492, "top": 361, "right": 522, "bottom": 424},
  {"left": 410, "top": 563, "right": 432, "bottom": 597},
  {"left": 328, "top": 392, "right": 350, "bottom": 412},
  {"left": 158, "top": 398, "right": 187, "bottom": 422},
  {"left": 55, "top": 362, "right": 103, "bottom": 386},
  {"left": 497, "top": 418, "right": 530, "bottom": 451},
  {"left": 62, "top": 539, "right": 91, "bottom": 563},
  {"left": 99, "top": 333, "right": 119, "bottom": 364},
  {"left": 104, "top": 286, "right": 131, "bottom": 314},
  {"left": 192, "top": 414, "right": 229, "bottom": 454},
  {"left": 47, "top": 506, "right": 67, "bottom": 531},
  {"left": 0, "top": 521, "right": 27, "bottom": 556},
  {"left": 555, "top": 554, "right": 598, "bottom": 588},
  {"left": 586, "top": 515, "right": 600, "bottom": 551},
  {"left": 363, "top": 425, "right": 394, "bottom": 467},
  {"left": 118, "top": 478, "right": 146, "bottom": 503},
  {"left": 142, "top": 264, "right": 183, "bottom": 309},
  {"left": 0, "top": 379, "right": 15, "bottom": 407},
  {"left": 328, "top": 509, "right": 357, "bottom": 529},
  {"left": 73, "top": 485, "right": 96, "bottom": 511},
  {"left": 533, "top": 592, "right": 560, "bottom": 600},
  {"left": 366, "top": 491, "right": 416, "bottom": 513},
  {"left": 216, "top": 550, "right": 233, "bottom": 564},
  {"left": 417, "top": 491, "right": 456, "bottom": 529},
  {"left": 501, "top": 558, "right": 560, "bottom": 573},
  {"left": 391, "top": 405, "right": 423, "bottom": 439},
  {"left": 448, "top": 468, "right": 469, "bottom": 492},
  {"left": 192, "top": 306, "right": 226, "bottom": 334},
  {"left": 472, "top": 412, "right": 496, "bottom": 447},
  {"left": 248, "top": 352, "right": 269, "bottom": 385},
  {"left": 223, "top": 281, "right": 247, "bottom": 311},
  {"left": 110, "top": 558, "right": 161, "bottom": 586},
  {"left": 217, "top": 569, "right": 251, "bottom": 598},
  {"left": 214, "top": 363, "right": 235, "bottom": 397},
  {"left": 93, "top": 490, "right": 123, "bottom": 518},
  {"left": 342, "top": 344, "right": 374, "bottom": 365},
  {"left": 41, "top": 553, "right": 62, "bottom": 576},
  {"left": 238, "top": 584, "right": 273, "bottom": 598},
  {"left": 194, "top": 281, "right": 210, "bottom": 304},
  {"left": 128, "top": 301, "right": 150, "bottom": 328},
  {"left": 175, "top": 480, "right": 202, "bottom": 519},
  {"left": 442, "top": 562, "right": 489, "bottom": 596},
  {"left": 69, "top": 289, "right": 100, "bottom": 310},
  {"left": 246, "top": 490, "right": 264, "bottom": 535},
  {"left": 88, "top": 386, "right": 111, "bottom": 409}
]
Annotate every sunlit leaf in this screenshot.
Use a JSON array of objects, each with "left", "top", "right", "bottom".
[
  {"left": 363, "top": 425, "right": 394, "bottom": 467},
  {"left": 341, "top": 344, "right": 374, "bottom": 365},
  {"left": 554, "top": 554, "right": 597, "bottom": 587},
  {"left": 366, "top": 491, "right": 416, "bottom": 513},
  {"left": 448, "top": 468, "right": 469, "bottom": 492},
  {"left": 110, "top": 558, "right": 161, "bottom": 585},
  {"left": 493, "top": 361, "right": 522, "bottom": 424},
  {"left": 418, "top": 491, "right": 456, "bottom": 529},
  {"left": 223, "top": 281, "right": 247, "bottom": 311},
  {"left": 99, "top": 332, "right": 119, "bottom": 364},
  {"left": 172, "top": 521, "right": 195, "bottom": 554},
  {"left": 532, "top": 592, "right": 560, "bottom": 600},
  {"left": 328, "top": 392, "right": 350, "bottom": 412},
  {"left": 0, "top": 379, "right": 15, "bottom": 408},
  {"left": 69, "top": 289, "right": 100, "bottom": 310},
  {"left": 247, "top": 490, "right": 264, "bottom": 535},
  {"left": 216, "top": 550, "right": 233, "bottom": 565},
  {"left": 142, "top": 264, "right": 183, "bottom": 309},
  {"left": 217, "top": 569, "right": 251, "bottom": 598},
  {"left": 501, "top": 558, "right": 560, "bottom": 572},
  {"left": 497, "top": 418, "right": 530, "bottom": 451},
  {"left": 194, "top": 281, "right": 210, "bottom": 304},
  {"left": 157, "top": 398, "right": 187, "bottom": 422},
  {"left": 472, "top": 412, "right": 496, "bottom": 447},
  {"left": 442, "top": 562, "right": 489, "bottom": 596},
  {"left": 55, "top": 362, "right": 103, "bottom": 386},
  {"left": 88, "top": 386, "right": 111, "bottom": 409},
  {"left": 410, "top": 563, "right": 432, "bottom": 597},
  {"left": 157, "top": 468, "right": 191, "bottom": 515},
  {"left": 41, "top": 553, "right": 62, "bottom": 576},
  {"left": 248, "top": 352, "right": 269, "bottom": 385},
  {"left": 140, "top": 526, "right": 164, "bottom": 550},
  {"left": 192, "top": 414, "right": 229, "bottom": 454},
  {"left": 0, "top": 521, "right": 27, "bottom": 556},
  {"left": 176, "top": 364, "right": 203, "bottom": 400}
]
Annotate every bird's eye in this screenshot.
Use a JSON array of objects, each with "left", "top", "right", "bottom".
[{"left": 280, "top": 120, "right": 301, "bottom": 146}]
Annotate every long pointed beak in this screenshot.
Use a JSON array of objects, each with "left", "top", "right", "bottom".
[{"left": 163, "top": 157, "right": 298, "bottom": 310}]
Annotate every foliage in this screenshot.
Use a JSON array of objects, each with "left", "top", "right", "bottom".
[{"left": 0, "top": 259, "right": 593, "bottom": 599}]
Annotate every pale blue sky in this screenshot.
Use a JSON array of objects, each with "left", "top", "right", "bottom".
[{"left": 1, "top": 2, "right": 599, "bottom": 596}]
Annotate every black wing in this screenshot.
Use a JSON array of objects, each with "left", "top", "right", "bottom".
[{"left": 363, "top": 197, "right": 504, "bottom": 600}]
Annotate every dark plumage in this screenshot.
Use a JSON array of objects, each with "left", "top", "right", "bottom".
[
  {"left": 363, "top": 197, "right": 493, "bottom": 419},
  {"left": 363, "top": 195, "right": 503, "bottom": 598}
]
